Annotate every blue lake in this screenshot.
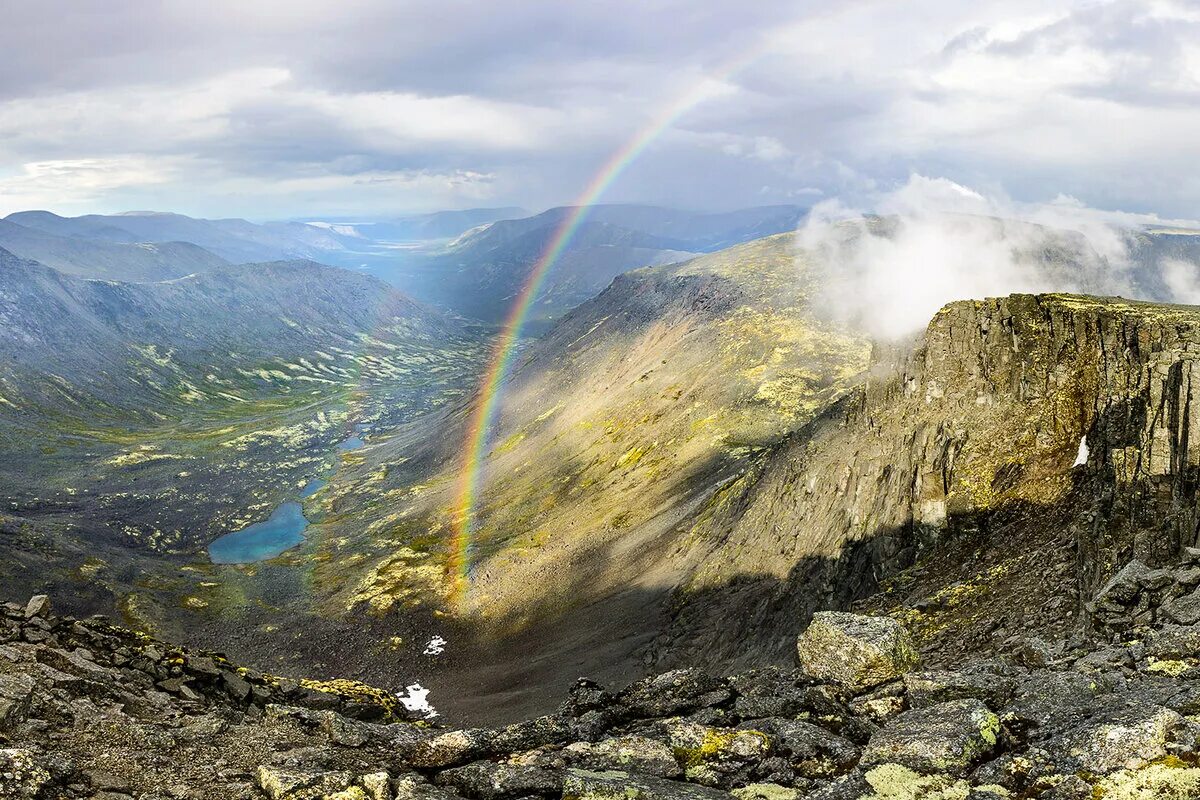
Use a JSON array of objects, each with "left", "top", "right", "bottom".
[
  {"left": 208, "top": 502, "right": 309, "bottom": 564},
  {"left": 300, "top": 478, "right": 327, "bottom": 497},
  {"left": 338, "top": 436, "right": 364, "bottom": 451}
]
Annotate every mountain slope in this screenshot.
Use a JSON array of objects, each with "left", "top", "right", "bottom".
[
  {"left": 0, "top": 247, "right": 486, "bottom": 621},
  {"left": 0, "top": 218, "right": 228, "bottom": 281}
]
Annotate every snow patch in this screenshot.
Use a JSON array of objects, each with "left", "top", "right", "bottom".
[
  {"left": 1073, "top": 436, "right": 1089, "bottom": 467},
  {"left": 397, "top": 683, "right": 438, "bottom": 719},
  {"left": 423, "top": 635, "right": 447, "bottom": 656}
]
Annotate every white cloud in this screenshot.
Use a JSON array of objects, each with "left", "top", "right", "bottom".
[{"left": 796, "top": 174, "right": 1200, "bottom": 339}]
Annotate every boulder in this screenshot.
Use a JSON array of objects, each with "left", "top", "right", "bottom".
[
  {"left": 434, "top": 761, "right": 562, "bottom": 799},
  {"left": 392, "top": 775, "right": 467, "bottom": 799},
  {"left": 564, "top": 735, "right": 682, "bottom": 778},
  {"left": 1062, "top": 704, "right": 1193, "bottom": 775},
  {"left": 736, "top": 717, "right": 858, "bottom": 777},
  {"left": 796, "top": 612, "right": 918, "bottom": 693},
  {"left": 618, "top": 668, "right": 731, "bottom": 718},
  {"left": 561, "top": 768, "right": 735, "bottom": 799},
  {"left": 22, "top": 596, "right": 49, "bottom": 620},
  {"left": 903, "top": 668, "right": 1016, "bottom": 710},
  {"left": 0, "top": 673, "right": 35, "bottom": 731},
  {"left": 1162, "top": 587, "right": 1200, "bottom": 626},
  {"left": 860, "top": 699, "right": 999, "bottom": 775},
  {"left": 256, "top": 766, "right": 353, "bottom": 800},
  {"left": 1092, "top": 561, "right": 1151, "bottom": 610},
  {"left": 1148, "top": 624, "right": 1200, "bottom": 659},
  {"left": 409, "top": 728, "right": 498, "bottom": 769}
]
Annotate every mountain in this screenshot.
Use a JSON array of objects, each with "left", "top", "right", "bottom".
[
  {"left": 358, "top": 204, "right": 809, "bottom": 325},
  {"left": 451, "top": 204, "right": 809, "bottom": 253},
  {"left": 0, "top": 218, "right": 228, "bottom": 281},
  {"left": 5, "top": 210, "right": 359, "bottom": 264}
]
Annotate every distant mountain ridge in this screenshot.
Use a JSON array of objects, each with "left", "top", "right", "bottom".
[
  {"left": 0, "top": 218, "right": 228, "bottom": 282},
  {"left": 5, "top": 210, "right": 357, "bottom": 264}
]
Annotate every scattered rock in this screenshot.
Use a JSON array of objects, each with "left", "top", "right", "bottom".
[{"left": 22, "top": 595, "right": 50, "bottom": 620}]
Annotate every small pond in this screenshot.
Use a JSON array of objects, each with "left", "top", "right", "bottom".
[{"left": 208, "top": 502, "right": 309, "bottom": 564}]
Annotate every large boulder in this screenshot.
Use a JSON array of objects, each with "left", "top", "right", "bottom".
[
  {"left": 860, "top": 699, "right": 999, "bottom": 776},
  {"left": 796, "top": 612, "right": 918, "bottom": 693}
]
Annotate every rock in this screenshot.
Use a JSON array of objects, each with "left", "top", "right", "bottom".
[
  {"left": 1148, "top": 624, "right": 1200, "bottom": 659},
  {"left": 318, "top": 711, "right": 373, "bottom": 747},
  {"left": 848, "top": 682, "right": 906, "bottom": 722},
  {"left": 409, "top": 728, "right": 498, "bottom": 769},
  {"left": 222, "top": 670, "right": 252, "bottom": 701},
  {"left": 0, "top": 672, "right": 35, "bottom": 730},
  {"left": 796, "top": 612, "right": 918, "bottom": 693},
  {"left": 736, "top": 718, "right": 858, "bottom": 778},
  {"left": 618, "top": 668, "right": 731, "bottom": 718},
  {"left": 1163, "top": 587, "right": 1200, "bottom": 625},
  {"left": 0, "top": 749, "right": 50, "bottom": 799},
  {"left": 1063, "top": 704, "right": 1193, "bottom": 775},
  {"left": 903, "top": 668, "right": 1016, "bottom": 710},
  {"left": 667, "top": 722, "right": 771, "bottom": 785},
  {"left": 728, "top": 669, "right": 808, "bottom": 720},
  {"left": 730, "top": 785, "right": 800, "bottom": 800},
  {"left": 565, "top": 735, "right": 682, "bottom": 778},
  {"left": 1092, "top": 561, "right": 1151, "bottom": 610},
  {"left": 561, "top": 768, "right": 735, "bottom": 799},
  {"left": 433, "top": 761, "right": 562, "bottom": 799},
  {"left": 356, "top": 772, "right": 391, "bottom": 800},
  {"left": 1013, "top": 637, "right": 1054, "bottom": 668},
  {"left": 860, "top": 699, "right": 999, "bottom": 776},
  {"left": 256, "top": 766, "right": 353, "bottom": 800},
  {"left": 392, "top": 775, "right": 466, "bottom": 799},
  {"left": 185, "top": 655, "right": 222, "bottom": 679},
  {"left": 857, "top": 764, "right": 976, "bottom": 800},
  {"left": 22, "top": 595, "right": 49, "bottom": 620}
]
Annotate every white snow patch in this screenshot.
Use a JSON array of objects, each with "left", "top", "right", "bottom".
[
  {"left": 1073, "top": 436, "right": 1089, "bottom": 467},
  {"left": 397, "top": 683, "right": 438, "bottom": 719},
  {"left": 423, "top": 635, "right": 447, "bottom": 656}
]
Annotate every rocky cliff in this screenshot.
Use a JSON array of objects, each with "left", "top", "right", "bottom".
[{"left": 661, "top": 293, "right": 1200, "bottom": 670}]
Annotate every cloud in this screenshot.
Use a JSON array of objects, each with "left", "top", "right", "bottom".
[
  {"left": 796, "top": 174, "right": 1200, "bottom": 339},
  {"left": 2, "top": 1, "right": 1200, "bottom": 217}
]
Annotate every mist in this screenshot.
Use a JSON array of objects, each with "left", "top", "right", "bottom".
[{"left": 796, "top": 175, "right": 1200, "bottom": 339}]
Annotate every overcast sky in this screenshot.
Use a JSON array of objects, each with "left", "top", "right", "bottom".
[{"left": 1, "top": 0, "right": 1198, "bottom": 220}]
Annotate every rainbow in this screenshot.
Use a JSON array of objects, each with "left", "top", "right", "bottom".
[{"left": 446, "top": 43, "right": 777, "bottom": 597}]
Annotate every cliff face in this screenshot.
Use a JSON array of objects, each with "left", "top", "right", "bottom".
[{"left": 662, "top": 294, "right": 1200, "bottom": 669}]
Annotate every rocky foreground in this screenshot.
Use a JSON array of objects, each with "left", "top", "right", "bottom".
[{"left": 9, "top": 554, "right": 1200, "bottom": 800}]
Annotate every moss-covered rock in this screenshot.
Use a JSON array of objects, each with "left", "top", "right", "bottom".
[{"left": 797, "top": 612, "right": 918, "bottom": 693}]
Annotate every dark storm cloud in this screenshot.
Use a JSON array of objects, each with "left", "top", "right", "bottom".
[{"left": 1, "top": 0, "right": 1199, "bottom": 218}]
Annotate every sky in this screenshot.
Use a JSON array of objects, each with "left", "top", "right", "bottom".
[{"left": 1, "top": 0, "right": 1199, "bottom": 220}]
